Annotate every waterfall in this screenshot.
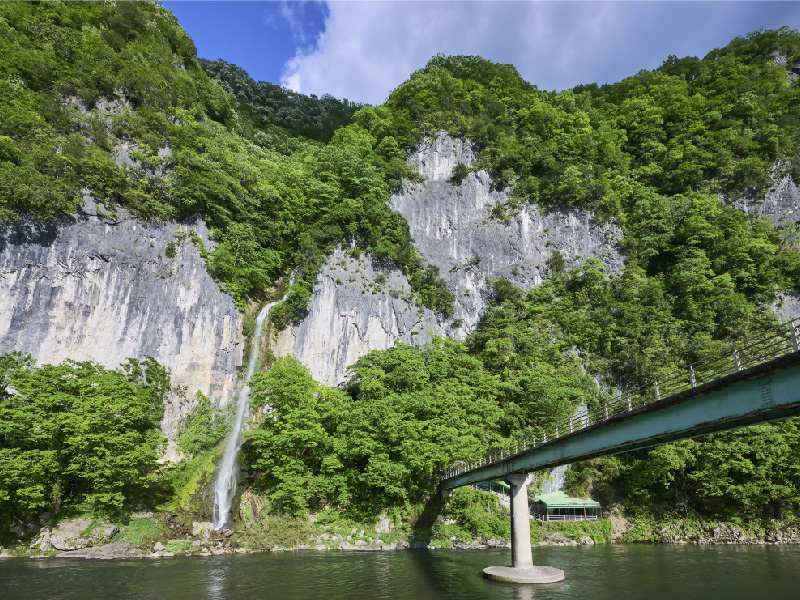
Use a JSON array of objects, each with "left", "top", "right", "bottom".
[
  {"left": 212, "top": 298, "right": 281, "bottom": 530},
  {"left": 541, "top": 465, "right": 567, "bottom": 494},
  {"left": 541, "top": 404, "right": 587, "bottom": 495}
]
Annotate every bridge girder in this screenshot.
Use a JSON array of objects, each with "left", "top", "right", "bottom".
[{"left": 442, "top": 353, "right": 800, "bottom": 490}]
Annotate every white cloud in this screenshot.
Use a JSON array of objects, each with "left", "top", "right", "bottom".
[{"left": 279, "top": 1, "right": 800, "bottom": 104}]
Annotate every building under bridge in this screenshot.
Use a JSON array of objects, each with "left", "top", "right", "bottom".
[{"left": 531, "top": 491, "right": 601, "bottom": 522}]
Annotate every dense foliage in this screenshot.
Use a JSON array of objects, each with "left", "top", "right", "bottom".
[
  {"left": 200, "top": 58, "right": 363, "bottom": 143},
  {"left": 0, "top": 353, "right": 170, "bottom": 521},
  {"left": 244, "top": 344, "right": 512, "bottom": 516},
  {"left": 566, "top": 420, "right": 800, "bottom": 519},
  {"left": 364, "top": 29, "right": 800, "bottom": 215},
  {"left": 0, "top": 1, "right": 452, "bottom": 316},
  {"left": 176, "top": 391, "right": 230, "bottom": 458},
  {"left": 239, "top": 28, "right": 800, "bottom": 523}
]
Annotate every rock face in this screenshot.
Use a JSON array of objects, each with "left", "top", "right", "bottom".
[
  {"left": 274, "top": 132, "right": 623, "bottom": 384},
  {"left": 654, "top": 521, "right": 800, "bottom": 545},
  {"left": 272, "top": 246, "right": 445, "bottom": 386},
  {"left": 392, "top": 132, "right": 624, "bottom": 335},
  {"left": 0, "top": 201, "right": 243, "bottom": 445},
  {"left": 57, "top": 540, "right": 143, "bottom": 559},
  {"left": 736, "top": 175, "right": 800, "bottom": 227},
  {"left": 31, "top": 518, "right": 119, "bottom": 552}
]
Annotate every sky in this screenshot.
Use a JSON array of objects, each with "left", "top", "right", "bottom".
[{"left": 163, "top": 1, "right": 800, "bottom": 105}]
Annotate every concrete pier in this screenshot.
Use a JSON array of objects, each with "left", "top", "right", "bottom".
[{"left": 483, "top": 473, "right": 565, "bottom": 584}]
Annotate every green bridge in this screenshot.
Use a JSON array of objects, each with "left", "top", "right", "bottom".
[{"left": 441, "top": 321, "right": 800, "bottom": 583}]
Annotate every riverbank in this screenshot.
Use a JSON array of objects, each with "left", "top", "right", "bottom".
[{"left": 3, "top": 512, "right": 799, "bottom": 560}]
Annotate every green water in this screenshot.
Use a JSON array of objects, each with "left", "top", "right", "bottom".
[{"left": 2, "top": 545, "right": 798, "bottom": 600}]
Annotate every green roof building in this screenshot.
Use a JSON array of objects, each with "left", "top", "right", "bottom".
[{"left": 531, "top": 491, "right": 601, "bottom": 522}]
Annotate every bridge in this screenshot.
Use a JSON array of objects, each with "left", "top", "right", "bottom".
[{"left": 440, "top": 320, "right": 800, "bottom": 583}]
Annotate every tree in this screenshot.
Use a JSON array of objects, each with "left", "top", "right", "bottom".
[{"left": 0, "top": 353, "right": 169, "bottom": 519}]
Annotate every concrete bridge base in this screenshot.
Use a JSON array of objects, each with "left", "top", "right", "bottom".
[
  {"left": 483, "top": 565, "right": 565, "bottom": 584},
  {"left": 483, "top": 473, "right": 565, "bottom": 584}
]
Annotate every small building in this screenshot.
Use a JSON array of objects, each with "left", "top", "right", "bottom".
[
  {"left": 531, "top": 491, "right": 601, "bottom": 522},
  {"left": 476, "top": 480, "right": 510, "bottom": 496}
]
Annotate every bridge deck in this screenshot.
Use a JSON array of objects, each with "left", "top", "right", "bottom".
[{"left": 441, "top": 351, "right": 800, "bottom": 490}]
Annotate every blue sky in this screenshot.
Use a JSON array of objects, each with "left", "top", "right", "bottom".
[{"left": 163, "top": 1, "right": 800, "bottom": 104}]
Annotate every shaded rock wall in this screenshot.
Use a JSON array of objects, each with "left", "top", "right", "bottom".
[
  {"left": 736, "top": 175, "right": 800, "bottom": 227},
  {"left": 393, "top": 132, "right": 624, "bottom": 335},
  {"left": 0, "top": 202, "right": 243, "bottom": 445}
]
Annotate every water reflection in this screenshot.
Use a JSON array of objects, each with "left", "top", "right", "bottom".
[
  {"left": 2, "top": 546, "right": 800, "bottom": 600},
  {"left": 204, "top": 558, "right": 230, "bottom": 600}
]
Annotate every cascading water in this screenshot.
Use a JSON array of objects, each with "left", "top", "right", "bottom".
[
  {"left": 541, "top": 464, "right": 567, "bottom": 494},
  {"left": 212, "top": 298, "right": 281, "bottom": 529},
  {"left": 541, "top": 404, "right": 587, "bottom": 495}
]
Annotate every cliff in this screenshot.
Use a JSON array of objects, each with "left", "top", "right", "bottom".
[
  {"left": 273, "top": 133, "right": 625, "bottom": 385},
  {"left": 0, "top": 200, "right": 243, "bottom": 449},
  {"left": 392, "top": 132, "right": 624, "bottom": 334}
]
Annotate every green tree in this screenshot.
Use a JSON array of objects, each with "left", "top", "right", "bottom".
[{"left": 0, "top": 353, "right": 169, "bottom": 519}]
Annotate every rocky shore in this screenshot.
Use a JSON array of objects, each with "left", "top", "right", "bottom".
[
  {"left": 3, "top": 516, "right": 799, "bottom": 560},
  {"left": 648, "top": 521, "right": 800, "bottom": 546}
]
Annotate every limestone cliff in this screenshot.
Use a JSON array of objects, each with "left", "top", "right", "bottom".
[
  {"left": 0, "top": 201, "right": 243, "bottom": 446},
  {"left": 393, "top": 132, "right": 624, "bottom": 335},
  {"left": 271, "top": 247, "right": 446, "bottom": 387},
  {"left": 273, "top": 132, "right": 624, "bottom": 385},
  {"left": 735, "top": 175, "right": 800, "bottom": 227}
]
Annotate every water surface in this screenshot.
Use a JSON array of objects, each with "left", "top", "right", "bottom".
[{"left": 2, "top": 545, "right": 798, "bottom": 600}]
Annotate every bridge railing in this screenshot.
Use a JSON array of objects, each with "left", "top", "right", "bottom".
[{"left": 441, "top": 319, "right": 800, "bottom": 483}]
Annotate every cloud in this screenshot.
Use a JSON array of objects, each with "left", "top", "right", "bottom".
[
  {"left": 280, "top": 1, "right": 800, "bottom": 104},
  {"left": 279, "top": 1, "right": 329, "bottom": 50}
]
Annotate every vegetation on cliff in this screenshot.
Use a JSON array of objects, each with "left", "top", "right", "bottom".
[
  {"left": 374, "top": 28, "right": 800, "bottom": 215},
  {"left": 0, "top": 1, "right": 452, "bottom": 317},
  {"left": 1, "top": 1, "right": 799, "bottom": 535}
]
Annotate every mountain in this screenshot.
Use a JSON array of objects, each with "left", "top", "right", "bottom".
[{"left": 1, "top": 1, "right": 799, "bottom": 541}]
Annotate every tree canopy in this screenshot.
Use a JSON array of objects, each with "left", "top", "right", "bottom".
[{"left": 0, "top": 353, "right": 170, "bottom": 521}]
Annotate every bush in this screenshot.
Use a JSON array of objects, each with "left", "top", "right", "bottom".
[
  {"left": 118, "top": 517, "right": 167, "bottom": 546},
  {"left": 449, "top": 162, "right": 470, "bottom": 185},
  {"left": 241, "top": 514, "right": 314, "bottom": 550},
  {"left": 530, "top": 518, "right": 615, "bottom": 544},
  {"left": 444, "top": 487, "right": 510, "bottom": 540}
]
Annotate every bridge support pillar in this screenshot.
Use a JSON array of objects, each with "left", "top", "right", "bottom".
[
  {"left": 482, "top": 473, "right": 565, "bottom": 584},
  {"left": 508, "top": 473, "right": 534, "bottom": 568}
]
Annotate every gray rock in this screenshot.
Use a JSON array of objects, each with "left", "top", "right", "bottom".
[
  {"left": 392, "top": 132, "right": 624, "bottom": 335},
  {"left": 375, "top": 517, "right": 392, "bottom": 533},
  {"left": 32, "top": 519, "right": 119, "bottom": 552},
  {"left": 0, "top": 209, "right": 243, "bottom": 453},
  {"left": 57, "top": 540, "right": 143, "bottom": 559},
  {"left": 274, "top": 132, "right": 623, "bottom": 385},
  {"left": 153, "top": 542, "right": 166, "bottom": 552},
  {"left": 272, "top": 247, "right": 445, "bottom": 386},
  {"left": 735, "top": 175, "right": 800, "bottom": 228},
  {"left": 543, "top": 532, "right": 570, "bottom": 545},
  {"left": 192, "top": 521, "right": 214, "bottom": 539}
]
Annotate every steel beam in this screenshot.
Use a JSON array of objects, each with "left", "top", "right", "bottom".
[{"left": 442, "top": 354, "right": 800, "bottom": 490}]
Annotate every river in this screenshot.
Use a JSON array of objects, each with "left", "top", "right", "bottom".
[{"left": 2, "top": 545, "right": 799, "bottom": 599}]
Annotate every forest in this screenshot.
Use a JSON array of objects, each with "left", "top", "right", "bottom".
[{"left": 1, "top": 1, "right": 799, "bottom": 542}]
